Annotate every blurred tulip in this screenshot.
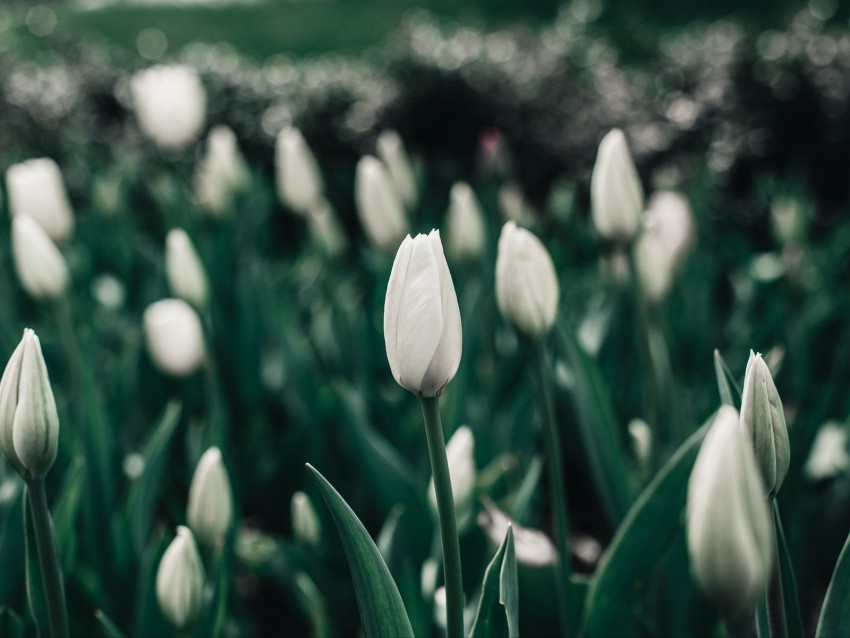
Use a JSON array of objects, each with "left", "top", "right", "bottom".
[
  {"left": 355, "top": 156, "right": 408, "bottom": 251},
  {"left": 804, "top": 421, "right": 850, "bottom": 481},
  {"left": 477, "top": 501, "right": 557, "bottom": 568},
  {"left": 12, "top": 215, "right": 69, "bottom": 302},
  {"left": 445, "top": 182, "right": 485, "bottom": 262},
  {"left": 591, "top": 129, "right": 643, "bottom": 242},
  {"left": 187, "top": 447, "right": 233, "bottom": 549},
  {"left": 498, "top": 182, "right": 531, "bottom": 224},
  {"left": 143, "top": 299, "right": 206, "bottom": 377},
  {"left": 306, "top": 198, "right": 346, "bottom": 257},
  {"left": 275, "top": 127, "right": 323, "bottom": 215},
  {"left": 5, "top": 158, "right": 74, "bottom": 242},
  {"left": 628, "top": 418, "right": 652, "bottom": 472},
  {"left": 384, "top": 230, "right": 461, "bottom": 397},
  {"left": 291, "top": 491, "right": 322, "bottom": 547},
  {"left": 165, "top": 229, "right": 209, "bottom": 310},
  {"left": 156, "top": 526, "right": 206, "bottom": 631},
  {"left": 428, "top": 426, "right": 475, "bottom": 522},
  {"left": 376, "top": 130, "right": 417, "bottom": 209},
  {"left": 195, "top": 125, "right": 249, "bottom": 217}
]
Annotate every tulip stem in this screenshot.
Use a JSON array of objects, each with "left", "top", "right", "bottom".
[
  {"left": 766, "top": 499, "right": 787, "bottom": 638},
  {"left": 419, "top": 396, "right": 464, "bottom": 638},
  {"left": 27, "top": 479, "right": 69, "bottom": 638},
  {"left": 530, "top": 343, "right": 572, "bottom": 637}
]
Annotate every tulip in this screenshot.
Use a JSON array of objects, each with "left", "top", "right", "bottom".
[
  {"left": 495, "top": 221, "right": 559, "bottom": 342},
  {"left": 305, "top": 198, "right": 345, "bottom": 257},
  {"left": 291, "top": 491, "right": 321, "bottom": 547},
  {"left": 187, "top": 447, "right": 233, "bottom": 548},
  {"left": 428, "top": 426, "right": 475, "bottom": 523},
  {"left": 5, "top": 158, "right": 74, "bottom": 242},
  {"left": 195, "top": 125, "right": 249, "bottom": 217},
  {"left": 498, "top": 183, "right": 531, "bottom": 224},
  {"left": 130, "top": 64, "right": 207, "bottom": 152},
  {"left": 739, "top": 351, "right": 790, "bottom": 496},
  {"left": 0, "top": 329, "right": 59, "bottom": 479},
  {"left": 445, "top": 182, "right": 485, "bottom": 262},
  {"left": 156, "top": 526, "right": 206, "bottom": 631},
  {"left": 590, "top": 129, "right": 643, "bottom": 242},
  {"left": 804, "top": 421, "right": 850, "bottom": 481},
  {"left": 376, "top": 130, "right": 417, "bottom": 209},
  {"left": 355, "top": 156, "right": 409, "bottom": 251},
  {"left": 143, "top": 299, "right": 206, "bottom": 377},
  {"left": 687, "top": 406, "right": 773, "bottom": 627},
  {"left": 384, "top": 230, "right": 461, "bottom": 397},
  {"left": 628, "top": 418, "right": 652, "bottom": 472},
  {"left": 275, "top": 127, "right": 323, "bottom": 215},
  {"left": 165, "top": 229, "right": 209, "bottom": 310},
  {"left": 12, "top": 215, "right": 69, "bottom": 302},
  {"left": 477, "top": 500, "right": 557, "bottom": 568}
]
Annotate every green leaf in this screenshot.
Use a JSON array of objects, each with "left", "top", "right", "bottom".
[
  {"left": 132, "top": 527, "right": 170, "bottom": 638},
  {"left": 713, "top": 349, "right": 741, "bottom": 407},
  {"left": 52, "top": 457, "right": 86, "bottom": 574},
  {"left": 816, "top": 531, "right": 850, "bottom": 637},
  {"left": 292, "top": 571, "right": 331, "bottom": 638},
  {"left": 22, "top": 487, "right": 48, "bottom": 638},
  {"left": 0, "top": 606, "right": 26, "bottom": 638},
  {"left": 94, "top": 609, "right": 126, "bottom": 638},
  {"left": 773, "top": 502, "right": 804, "bottom": 638},
  {"left": 306, "top": 464, "right": 414, "bottom": 638},
  {"left": 470, "top": 525, "right": 519, "bottom": 638},
  {"left": 580, "top": 423, "right": 709, "bottom": 637},
  {"left": 508, "top": 456, "right": 543, "bottom": 525}
]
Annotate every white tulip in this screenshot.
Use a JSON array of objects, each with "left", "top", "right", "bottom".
[
  {"left": 495, "top": 221, "right": 559, "bottom": 341},
  {"left": 376, "top": 130, "right": 417, "bottom": 209},
  {"left": 478, "top": 501, "right": 557, "bottom": 568},
  {"left": 445, "top": 182, "right": 485, "bottom": 262},
  {"left": 186, "top": 447, "right": 233, "bottom": 548},
  {"left": 11, "top": 215, "right": 69, "bottom": 301},
  {"left": 591, "top": 129, "right": 643, "bottom": 242},
  {"left": 275, "top": 127, "right": 323, "bottom": 215},
  {"left": 355, "top": 156, "right": 408, "bottom": 252},
  {"left": 687, "top": 406, "right": 773, "bottom": 625},
  {"left": 0, "top": 329, "right": 59, "bottom": 479},
  {"left": 195, "top": 125, "right": 249, "bottom": 216},
  {"left": 804, "top": 421, "right": 850, "bottom": 481},
  {"left": 156, "top": 526, "right": 206, "bottom": 631},
  {"left": 165, "top": 229, "right": 209, "bottom": 310},
  {"left": 428, "top": 426, "right": 475, "bottom": 522},
  {"left": 498, "top": 183, "right": 531, "bottom": 224},
  {"left": 5, "top": 158, "right": 74, "bottom": 242},
  {"left": 130, "top": 64, "right": 207, "bottom": 152},
  {"left": 291, "top": 491, "right": 322, "bottom": 547},
  {"left": 384, "top": 230, "right": 461, "bottom": 397},
  {"left": 628, "top": 418, "right": 652, "bottom": 471},
  {"left": 143, "top": 299, "right": 206, "bottom": 377}
]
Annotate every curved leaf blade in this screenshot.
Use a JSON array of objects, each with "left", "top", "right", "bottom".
[
  {"left": 816, "top": 531, "right": 850, "bottom": 637},
  {"left": 470, "top": 525, "right": 518, "bottom": 638}
]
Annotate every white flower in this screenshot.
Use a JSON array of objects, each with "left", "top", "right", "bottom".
[
  {"left": 477, "top": 500, "right": 557, "bottom": 568},
  {"left": 291, "top": 491, "right": 321, "bottom": 547},
  {"left": 156, "top": 526, "right": 206, "bottom": 631},
  {"left": 355, "top": 156, "right": 409, "bottom": 251},
  {"left": 12, "top": 214, "right": 69, "bottom": 301},
  {"left": 186, "top": 447, "right": 233, "bottom": 548},
  {"left": 384, "top": 231, "right": 461, "bottom": 397},
  {"left": 495, "top": 221, "right": 559, "bottom": 341},
  {"left": 498, "top": 183, "right": 531, "bottom": 224},
  {"left": 445, "top": 182, "right": 485, "bottom": 262},
  {"left": 804, "top": 421, "right": 850, "bottom": 481},
  {"left": 143, "top": 299, "right": 206, "bottom": 377},
  {"left": 0, "top": 329, "right": 59, "bottom": 479},
  {"left": 195, "top": 125, "right": 249, "bottom": 216},
  {"left": 376, "top": 130, "right": 417, "bottom": 209},
  {"left": 590, "top": 129, "right": 643, "bottom": 242},
  {"left": 628, "top": 419, "right": 652, "bottom": 471},
  {"left": 5, "top": 158, "right": 74, "bottom": 242},
  {"left": 428, "top": 426, "right": 475, "bottom": 522},
  {"left": 130, "top": 65, "right": 207, "bottom": 152},
  {"left": 687, "top": 406, "right": 773, "bottom": 624},
  {"left": 275, "top": 127, "right": 323, "bottom": 215},
  {"left": 165, "top": 229, "right": 209, "bottom": 310}
]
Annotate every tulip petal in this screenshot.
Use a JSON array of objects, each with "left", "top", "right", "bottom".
[
  {"left": 384, "top": 235, "right": 414, "bottom": 385},
  {"left": 0, "top": 336, "right": 27, "bottom": 474}
]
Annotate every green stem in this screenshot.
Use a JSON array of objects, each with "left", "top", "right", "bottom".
[
  {"left": 419, "top": 396, "right": 464, "bottom": 638},
  {"left": 27, "top": 479, "right": 69, "bottom": 638},
  {"left": 529, "top": 343, "right": 571, "bottom": 637},
  {"left": 766, "top": 498, "right": 787, "bottom": 638}
]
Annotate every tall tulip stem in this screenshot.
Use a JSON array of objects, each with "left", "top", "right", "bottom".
[
  {"left": 419, "top": 396, "right": 464, "bottom": 638},
  {"left": 766, "top": 499, "right": 787, "bottom": 638},
  {"left": 530, "top": 343, "right": 572, "bottom": 637}
]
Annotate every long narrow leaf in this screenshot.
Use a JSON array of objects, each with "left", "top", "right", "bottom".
[
  {"left": 470, "top": 525, "right": 518, "bottom": 638},
  {"left": 52, "top": 458, "right": 86, "bottom": 574},
  {"left": 815, "top": 531, "right": 850, "bottom": 637},
  {"left": 713, "top": 349, "right": 741, "bottom": 407},
  {"left": 773, "top": 502, "right": 804, "bottom": 638}
]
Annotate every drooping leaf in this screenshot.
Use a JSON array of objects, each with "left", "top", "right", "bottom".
[
  {"left": 815, "top": 531, "right": 850, "bottom": 637},
  {"left": 470, "top": 525, "right": 519, "bottom": 638}
]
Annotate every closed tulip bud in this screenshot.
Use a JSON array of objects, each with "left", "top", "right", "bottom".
[
  {"left": 384, "top": 231, "right": 461, "bottom": 397},
  {"left": 740, "top": 351, "right": 790, "bottom": 496},
  {"left": 12, "top": 215, "right": 69, "bottom": 302},
  {"left": 291, "top": 491, "right": 322, "bottom": 547},
  {"left": 590, "top": 129, "right": 643, "bottom": 242},
  {"left": 355, "top": 156, "right": 409, "bottom": 252},
  {"left": 376, "top": 130, "right": 417, "bottom": 209},
  {"left": 275, "top": 127, "right": 324, "bottom": 215},
  {"left": 687, "top": 406, "right": 773, "bottom": 625},
  {"left": 628, "top": 418, "right": 652, "bottom": 471},
  {"left": 165, "top": 229, "right": 209, "bottom": 310},
  {"left": 187, "top": 447, "right": 233, "bottom": 548},
  {"left": 130, "top": 65, "right": 207, "bottom": 152},
  {"left": 5, "top": 158, "right": 74, "bottom": 242},
  {"left": 495, "top": 221, "right": 559, "bottom": 341},
  {"left": 0, "top": 330, "right": 59, "bottom": 479},
  {"left": 195, "top": 125, "right": 249, "bottom": 216},
  {"left": 445, "top": 182, "right": 485, "bottom": 262},
  {"left": 143, "top": 299, "right": 206, "bottom": 377},
  {"left": 428, "top": 426, "right": 475, "bottom": 522},
  {"left": 156, "top": 526, "right": 206, "bottom": 631}
]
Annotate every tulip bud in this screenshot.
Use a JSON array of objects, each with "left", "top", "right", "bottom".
[
  {"left": 384, "top": 230, "right": 462, "bottom": 397},
  {"left": 12, "top": 215, "right": 69, "bottom": 302},
  {"left": 355, "top": 156, "right": 409, "bottom": 252},
  {"left": 143, "top": 299, "right": 206, "bottom": 377},
  {"left": 195, "top": 125, "right": 249, "bottom": 217},
  {"left": 156, "top": 526, "right": 206, "bottom": 631},
  {"left": 291, "top": 491, "right": 322, "bottom": 547},
  {"left": 130, "top": 64, "right": 207, "bottom": 152},
  {"left": 428, "top": 426, "right": 475, "bottom": 522},
  {"left": 275, "top": 127, "right": 324, "bottom": 215},
  {"left": 445, "top": 182, "right": 485, "bottom": 262},
  {"left": 0, "top": 330, "right": 59, "bottom": 479},
  {"left": 186, "top": 447, "right": 233, "bottom": 548},
  {"left": 804, "top": 421, "right": 849, "bottom": 481},
  {"left": 687, "top": 406, "right": 773, "bottom": 625},
  {"left": 5, "top": 158, "right": 74, "bottom": 242},
  {"left": 495, "top": 221, "right": 559, "bottom": 341},
  {"left": 376, "top": 130, "right": 417, "bottom": 209},
  {"left": 739, "top": 351, "right": 790, "bottom": 496},
  {"left": 165, "top": 229, "right": 209, "bottom": 310},
  {"left": 628, "top": 418, "right": 652, "bottom": 471},
  {"left": 590, "top": 129, "right": 643, "bottom": 242}
]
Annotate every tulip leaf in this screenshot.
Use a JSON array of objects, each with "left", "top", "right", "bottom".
[
  {"left": 815, "top": 531, "right": 850, "bottom": 637},
  {"left": 306, "top": 464, "right": 414, "bottom": 638},
  {"left": 131, "top": 527, "right": 170, "bottom": 638},
  {"left": 292, "top": 571, "right": 332, "bottom": 638},
  {"left": 22, "top": 487, "right": 48, "bottom": 638},
  {"left": 773, "top": 502, "right": 804, "bottom": 638},
  {"left": 581, "top": 423, "right": 708, "bottom": 637},
  {"left": 0, "top": 607, "right": 25, "bottom": 638},
  {"left": 470, "top": 525, "right": 518, "bottom": 638},
  {"left": 52, "top": 457, "right": 86, "bottom": 574},
  {"left": 94, "top": 609, "right": 126, "bottom": 638},
  {"left": 713, "top": 349, "right": 741, "bottom": 407}
]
